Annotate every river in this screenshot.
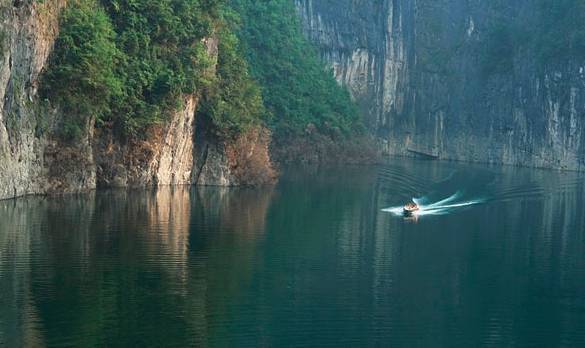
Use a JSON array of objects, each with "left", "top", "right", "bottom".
[{"left": 1, "top": 158, "right": 584, "bottom": 346}]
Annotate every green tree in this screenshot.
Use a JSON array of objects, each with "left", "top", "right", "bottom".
[
  {"left": 229, "top": 0, "right": 361, "bottom": 137},
  {"left": 43, "top": 0, "right": 224, "bottom": 139},
  {"left": 41, "top": 0, "right": 121, "bottom": 140},
  {"left": 42, "top": 0, "right": 360, "bottom": 143},
  {"left": 200, "top": 18, "right": 266, "bottom": 136}
]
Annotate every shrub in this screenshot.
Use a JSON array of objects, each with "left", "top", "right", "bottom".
[
  {"left": 229, "top": 0, "right": 361, "bottom": 137},
  {"left": 41, "top": 0, "right": 121, "bottom": 140},
  {"left": 199, "top": 10, "right": 266, "bottom": 137}
]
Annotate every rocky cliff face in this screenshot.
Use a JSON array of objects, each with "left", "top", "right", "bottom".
[
  {"left": 0, "top": 0, "right": 68, "bottom": 199},
  {"left": 0, "top": 0, "right": 275, "bottom": 200},
  {"left": 296, "top": 0, "right": 585, "bottom": 170}
]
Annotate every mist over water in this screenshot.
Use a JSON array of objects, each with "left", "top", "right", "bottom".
[{"left": 1, "top": 159, "right": 585, "bottom": 347}]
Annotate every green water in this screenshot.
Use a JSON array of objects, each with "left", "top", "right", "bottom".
[{"left": 1, "top": 159, "right": 585, "bottom": 347}]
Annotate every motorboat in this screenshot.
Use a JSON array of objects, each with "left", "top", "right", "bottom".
[{"left": 403, "top": 202, "right": 419, "bottom": 215}]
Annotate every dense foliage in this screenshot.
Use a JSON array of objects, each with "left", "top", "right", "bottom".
[
  {"left": 41, "top": 0, "right": 121, "bottom": 139},
  {"left": 229, "top": 0, "right": 361, "bottom": 137},
  {"left": 42, "top": 0, "right": 260, "bottom": 139},
  {"left": 42, "top": 0, "right": 360, "bottom": 141},
  {"left": 101, "top": 0, "right": 220, "bottom": 135},
  {"left": 198, "top": 11, "right": 265, "bottom": 136}
]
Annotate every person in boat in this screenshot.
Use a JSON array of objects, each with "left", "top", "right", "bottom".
[{"left": 403, "top": 202, "right": 419, "bottom": 215}]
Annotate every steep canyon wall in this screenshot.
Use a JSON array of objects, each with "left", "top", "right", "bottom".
[{"left": 296, "top": 0, "right": 585, "bottom": 170}]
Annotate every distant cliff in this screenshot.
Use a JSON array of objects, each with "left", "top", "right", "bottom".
[{"left": 296, "top": 0, "right": 585, "bottom": 170}]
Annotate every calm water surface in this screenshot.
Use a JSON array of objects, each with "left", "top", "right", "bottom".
[{"left": 1, "top": 159, "right": 585, "bottom": 347}]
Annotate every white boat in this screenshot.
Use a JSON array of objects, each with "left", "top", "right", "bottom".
[{"left": 403, "top": 202, "right": 419, "bottom": 215}]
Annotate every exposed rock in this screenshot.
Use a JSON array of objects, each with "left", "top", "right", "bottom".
[
  {"left": 224, "top": 127, "right": 277, "bottom": 186},
  {"left": 94, "top": 95, "right": 201, "bottom": 188},
  {"left": 0, "top": 0, "right": 73, "bottom": 200},
  {"left": 195, "top": 139, "right": 235, "bottom": 186},
  {"left": 295, "top": 0, "right": 585, "bottom": 170},
  {"left": 193, "top": 123, "right": 277, "bottom": 187},
  {"left": 271, "top": 132, "right": 380, "bottom": 165},
  {"left": 43, "top": 122, "right": 96, "bottom": 194},
  {"left": 0, "top": 1, "right": 276, "bottom": 200},
  {"left": 155, "top": 96, "right": 198, "bottom": 186}
]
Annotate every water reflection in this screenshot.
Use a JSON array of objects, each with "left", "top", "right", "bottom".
[
  {"left": 371, "top": 161, "right": 585, "bottom": 346},
  {"left": 0, "top": 161, "right": 584, "bottom": 346},
  {"left": 0, "top": 186, "right": 275, "bottom": 347},
  {"left": 0, "top": 198, "right": 46, "bottom": 347}
]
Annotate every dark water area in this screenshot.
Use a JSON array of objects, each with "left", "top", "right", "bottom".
[{"left": 1, "top": 159, "right": 585, "bottom": 347}]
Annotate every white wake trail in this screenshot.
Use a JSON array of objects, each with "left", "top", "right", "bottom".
[
  {"left": 415, "top": 191, "right": 461, "bottom": 208},
  {"left": 382, "top": 192, "right": 484, "bottom": 217}
]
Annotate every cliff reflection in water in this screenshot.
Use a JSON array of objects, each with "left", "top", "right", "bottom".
[
  {"left": 1, "top": 161, "right": 585, "bottom": 346},
  {"left": 0, "top": 186, "right": 274, "bottom": 347},
  {"left": 0, "top": 198, "right": 47, "bottom": 347}
]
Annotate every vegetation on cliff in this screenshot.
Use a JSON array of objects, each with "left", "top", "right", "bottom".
[
  {"left": 40, "top": 0, "right": 121, "bottom": 139},
  {"left": 198, "top": 11, "right": 265, "bottom": 137},
  {"left": 41, "top": 0, "right": 362, "bottom": 154},
  {"left": 42, "top": 0, "right": 263, "bottom": 139},
  {"left": 228, "top": 0, "right": 361, "bottom": 138}
]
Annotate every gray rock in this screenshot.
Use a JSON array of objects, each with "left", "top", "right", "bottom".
[
  {"left": 295, "top": 0, "right": 585, "bottom": 170},
  {"left": 0, "top": 3, "right": 275, "bottom": 201}
]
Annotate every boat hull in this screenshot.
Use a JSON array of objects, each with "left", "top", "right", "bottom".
[{"left": 403, "top": 205, "right": 419, "bottom": 216}]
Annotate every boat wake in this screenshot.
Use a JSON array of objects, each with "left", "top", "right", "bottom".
[{"left": 382, "top": 191, "right": 485, "bottom": 217}]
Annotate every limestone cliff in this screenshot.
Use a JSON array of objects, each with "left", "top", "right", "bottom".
[
  {"left": 296, "top": 0, "right": 585, "bottom": 170},
  {"left": 0, "top": 0, "right": 70, "bottom": 199},
  {"left": 0, "top": 0, "right": 275, "bottom": 200}
]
